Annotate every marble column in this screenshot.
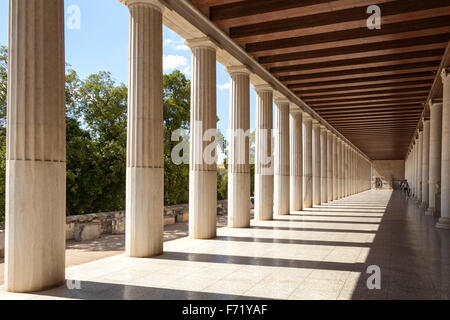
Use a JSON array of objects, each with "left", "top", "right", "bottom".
[
  {"left": 227, "top": 66, "right": 251, "bottom": 228},
  {"left": 417, "top": 130, "right": 423, "bottom": 203},
  {"left": 421, "top": 119, "right": 430, "bottom": 209},
  {"left": 186, "top": 37, "right": 218, "bottom": 238},
  {"left": 427, "top": 100, "right": 443, "bottom": 216},
  {"left": 303, "top": 114, "right": 313, "bottom": 208},
  {"left": 274, "top": 98, "right": 290, "bottom": 215},
  {"left": 337, "top": 139, "right": 342, "bottom": 199},
  {"left": 332, "top": 135, "right": 339, "bottom": 200},
  {"left": 320, "top": 127, "right": 328, "bottom": 204},
  {"left": 312, "top": 121, "right": 321, "bottom": 206},
  {"left": 326, "top": 131, "right": 333, "bottom": 202},
  {"left": 437, "top": 68, "right": 450, "bottom": 229},
  {"left": 290, "top": 109, "right": 303, "bottom": 212},
  {"left": 125, "top": 0, "right": 165, "bottom": 258},
  {"left": 254, "top": 85, "right": 274, "bottom": 221},
  {"left": 5, "top": 0, "right": 66, "bottom": 293},
  {"left": 344, "top": 144, "right": 349, "bottom": 197}
]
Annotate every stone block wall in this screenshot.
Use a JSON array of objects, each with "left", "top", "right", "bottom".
[{"left": 65, "top": 200, "right": 233, "bottom": 241}]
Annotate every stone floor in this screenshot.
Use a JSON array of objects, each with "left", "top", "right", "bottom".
[{"left": 1, "top": 190, "right": 449, "bottom": 300}]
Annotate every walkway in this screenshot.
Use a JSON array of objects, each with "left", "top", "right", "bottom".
[{"left": 1, "top": 190, "right": 449, "bottom": 300}]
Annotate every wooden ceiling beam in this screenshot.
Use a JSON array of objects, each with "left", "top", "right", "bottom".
[
  {"left": 230, "top": 2, "right": 450, "bottom": 43},
  {"left": 189, "top": 0, "right": 245, "bottom": 9},
  {"left": 309, "top": 95, "right": 427, "bottom": 107},
  {"left": 288, "top": 72, "right": 435, "bottom": 89},
  {"left": 248, "top": 18, "right": 450, "bottom": 57},
  {"left": 262, "top": 43, "right": 447, "bottom": 68},
  {"left": 314, "top": 103, "right": 422, "bottom": 112},
  {"left": 211, "top": 0, "right": 393, "bottom": 28},
  {"left": 279, "top": 61, "right": 439, "bottom": 84},
  {"left": 301, "top": 87, "right": 431, "bottom": 100}
]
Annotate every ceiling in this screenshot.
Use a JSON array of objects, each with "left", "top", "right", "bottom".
[{"left": 189, "top": 0, "right": 450, "bottom": 160}]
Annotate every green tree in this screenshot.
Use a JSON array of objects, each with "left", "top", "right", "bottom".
[{"left": 163, "top": 70, "right": 190, "bottom": 205}]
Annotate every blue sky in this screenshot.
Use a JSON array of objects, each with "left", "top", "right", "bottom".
[{"left": 0, "top": 0, "right": 258, "bottom": 144}]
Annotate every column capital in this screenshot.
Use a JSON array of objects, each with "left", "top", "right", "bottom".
[
  {"left": 120, "top": 0, "right": 166, "bottom": 11},
  {"left": 429, "top": 98, "right": 443, "bottom": 107},
  {"left": 303, "top": 112, "right": 313, "bottom": 120},
  {"left": 320, "top": 125, "right": 327, "bottom": 132},
  {"left": 226, "top": 65, "right": 251, "bottom": 76},
  {"left": 441, "top": 67, "right": 450, "bottom": 82},
  {"left": 274, "top": 97, "right": 290, "bottom": 105},
  {"left": 185, "top": 37, "right": 219, "bottom": 51},
  {"left": 253, "top": 83, "right": 273, "bottom": 93}
]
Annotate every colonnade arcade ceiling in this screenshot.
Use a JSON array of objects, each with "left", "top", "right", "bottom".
[{"left": 189, "top": 0, "right": 450, "bottom": 160}]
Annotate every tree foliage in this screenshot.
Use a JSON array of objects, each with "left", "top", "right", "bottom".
[{"left": 0, "top": 47, "right": 230, "bottom": 220}]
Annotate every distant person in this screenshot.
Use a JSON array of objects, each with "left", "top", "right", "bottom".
[{"left": 400, "top": 180, "right": 410, "bottom": 199}]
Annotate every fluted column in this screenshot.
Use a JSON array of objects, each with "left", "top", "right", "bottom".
[
  {"left": 326, "top": 131, "right": 333, "bottom": 202},
  {"left": 417, "top": 129, "right": 423, "bottom": 203},
  {"left": 320, "top": 127, "right": 328, "bottom": 204},
  {"left": 421, "top": 119, "right": 430, "bottom": 209},
  {"left": 303, "top": 114, "right": 313, "bottom": 208},
  {"left": 344, "top": 144, "right": 348, "bottom": 197},
  {"left": 437, "top": 68, "right": 450, "bottom": 229},
  {"left": 312, "top": 121, "right": 321, "bottom": 206},
  {"left": 227, "top": 66, "right": 251, "bottom": 228},
  {"left": 186, "top": 37, "right": 218, "bottom": 238},
  {"left": 290, "top": 109, "right": 303, "bottom": 211},
  {"left": 274, "top": 98, "right": 290, "bottom": 215},
  {"left": 337, "top": 139, "right": 342, "bottom": 199},
  {"left": 254, "top": 85, "right": 274, "bottom": 221},
  {"left": 332, "top": 135, "right": 338, "bottom": 200},
  {"left": 124, "top": 0, "right": 164, "bottom": 259},
  {"left": 427, "top": 100, "right": 443, "bottom": 216},
  {"left": 413, "top": 141, "right": 418, "bottom": 197},
  {"left": 5, "top": 0, "right": 66, "bottom": 293}
]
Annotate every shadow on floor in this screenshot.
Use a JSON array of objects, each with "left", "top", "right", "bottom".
[
  {"left": 349, "top": 191, "right": 450, "bottom": 300},
  {"left": 33, "top": 280, "right": 268, "bottom": 300}
]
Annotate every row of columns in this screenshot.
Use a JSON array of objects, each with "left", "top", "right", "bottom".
[
  {"left": 4, "top": 0, "right": 372, "bottom": 293},
  {"left": 405, "top": 68, "right": 450, "bottom": 229}
]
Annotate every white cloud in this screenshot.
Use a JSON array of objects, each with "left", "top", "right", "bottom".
[
  {"left": 218, "top": 82, "right": 231, "bottom": 90},
  {"left": 183, "top": 66, "right": 191, "bottom": 77},
  {"left": 164, "top": 39, "right": 173, "bottom": 46},
  {"left": 174, "top": 44, "right": 189, "bottom": 51},
  {"left": 163, "top": 55, "right": 188, "bottom": 71}
]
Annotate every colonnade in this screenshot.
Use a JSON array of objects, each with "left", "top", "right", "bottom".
[
  {"left": 3, "top": 0, "right": 372, "bottom": 293},
  {"left": 405, "top": 68, "right": 450, "bottom": 229}
]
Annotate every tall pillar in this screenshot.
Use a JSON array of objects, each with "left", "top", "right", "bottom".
[
  {"left": 421, "top": 119, "right": 430, "bottom": 209},
  {"left": 125, "top": 0, "right": 164, "bottom": 258},
  {"left": 437, "top": 68, "right": 450, "bottom": 229},
  {"left": 5, "top": 0, "right": 66, "bottom": 292},
  {"left": 337, "top": 139, "right": 342, "bottom": 199},
  {"left": 274, "top": 98, "right": 290, "bottom": 215},
  {"left": 186, "top": 37, "right": 218, "bottom": 239},
  {"left": 427, "top": 100, "right": 443, "bottom": 216},
  {"left": 320, "top": 127, "right": 328, "bottom": 204},
  {"left": 312, "top": 121, "right": 321, "bottom": 206},
  {"left": 413, "top": 141, "right": 417, "bottom": 197},
  {"left": 332, "top": 135, "right": 338, "bottom": 200},
  {"left": 290, "top": 109, "right": 303, "bottom": 211},
  {"left": 326, "top": 131, "right": 333, "bottom": 202},
  {"left": 227, "top": 66, "right": 251, "bottom": 228},
  {"left": 303, "top": 114, "right": 313, "bottom": 208},
  {"left": 344, "top": 144, "right": 349, "bottom": 197},
  {"left": 417, "top": 129, "right": 423, "bottom": 203},
  {"left": 254, "top": 85, "right": 274, "bottom": 221}
]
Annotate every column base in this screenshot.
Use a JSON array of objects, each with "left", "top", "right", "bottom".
[
  {"left": 228, "top": 172, "right": 251, "bottom": 228},
  {"left": 189, "top": 170, "right": 217, "bottom": 239},
  {"left": 419, "top": 202, "right": 428, "bottom": 209},
  {"left": 254, "top": 174, "right": 274, "bottom": 221},
  {"left": 290, "top": 175, "right": 303, "bottom": 212},
  {"left": 436, "top": 217, "right": 450, "bottom": 229},
  {"left": 425, "top": 207, "right": 435, "bottom": 216},
  {"left": 126, "top": 167, "right": 164, "bottom": 258},
  {"left": 5, "top": 160, "right": 66, "bottom": 293},
  {"left": 274, "top": 175, "right": 290, "bottom": 215}
]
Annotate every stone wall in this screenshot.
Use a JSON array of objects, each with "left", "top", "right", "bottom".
[
  {"left": 65, "top": 200, "right": 230, "bottom": 241},
  {"left": 372, "top": 160, "right": 405, "bottom": 189}
]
